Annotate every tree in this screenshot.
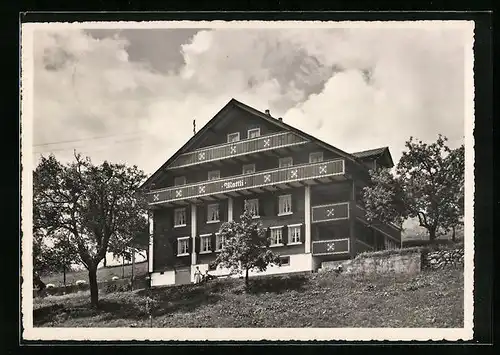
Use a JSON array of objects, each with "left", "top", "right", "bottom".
[
  {"left": 33, "top": 152, "right": 147, "bottom": 307},
  {"left": 46, "top": 233, "right": 79, "bottom": 287},
  {"left": 214, "top": 205, "right": 280, "bottom": 287},
  {"left": 362, "top": 135, "right": 465, "bottom": 241}
]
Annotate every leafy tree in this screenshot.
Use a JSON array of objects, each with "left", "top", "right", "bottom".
[
  {"left": 44, "top": 233, "right": 79, "bottom": 287},
  {"left": 214, "top": 205, "right": 280, "bottom": 287},
  {"left": 362, "top": 135, "right": 465, "bottom": 241},
  {"left": 33, "top": 152, "right": 147, "bottom": 307}
]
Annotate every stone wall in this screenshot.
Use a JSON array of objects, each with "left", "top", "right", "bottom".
[
  {"left": 321, "top": 244, "right": 464, "bottom": 275},
  {"left": 422, "top": 247, "right": 464, "bottom": 270},
  {"left": 322, "top": 250, "right": 422, "bottom": 275}
]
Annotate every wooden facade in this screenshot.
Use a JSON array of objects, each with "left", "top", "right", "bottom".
[{"left": 142, "top": 99, "right": 401, "bottom": 286}]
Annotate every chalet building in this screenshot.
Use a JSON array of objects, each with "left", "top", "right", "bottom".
[{"left": 141, "top": 99, "right": 401, "bottom": 287}]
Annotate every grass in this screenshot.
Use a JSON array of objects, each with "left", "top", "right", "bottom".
[
  {"left": 41, "top": 261, "right": 149, "bottom": 287},
  {"left": 33, "top": 267, "right": 464, "bottom": 328}
]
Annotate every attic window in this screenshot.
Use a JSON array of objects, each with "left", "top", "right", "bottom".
[
  {"left": 227, "top": 132, "right": 240, "bottom": 143},
  {"left": 309, "top": 152, "right": 324, "bottom": 163},
  {"left": 247, "top": 128, "right": 260, "bottom": 139}
]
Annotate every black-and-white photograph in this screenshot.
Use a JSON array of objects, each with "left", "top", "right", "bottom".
[{"left": 21, "top": 20, "right": 475, "bottom": 341}]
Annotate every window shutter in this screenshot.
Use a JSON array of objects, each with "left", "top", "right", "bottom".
[
  {"left": 173, "top": 238, "right": 178, "bottom": 256},
  {"left": 282, "top": 225, "right": 288, "bottom": 245},
  {"left": 300, "top": 224, "right": 306, "bottom": 243},
  {"left": 188, "top": 238, "right": 193, "bottom": 254},
  {"left": 195, "top": 236, "right": 200, "bottom": 254},
  {"left": 211, "top": 233, "right": 217, "bottom": 252},
  {"left": 258, "top": 199, "right": 263, "bottom": 216},
  {"left": 275, "top": 197, "right": 280, "bottom": 215}
]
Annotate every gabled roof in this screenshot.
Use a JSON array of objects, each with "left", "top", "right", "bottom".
[
  {"left": 352, "top": 147, "right": 394, "bottom": 168},
  {"left": 141, "top": 98, "right": 380, "bottom": 190}
]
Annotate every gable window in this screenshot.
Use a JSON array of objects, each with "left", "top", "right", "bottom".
[
  {"left": 208, "top": 170, "right": 220, "bottom": 181},
  {"left": 227, "top": 132, "right": 240, "bottom": 143},
  {"left": 278, "top": 194, "right": 292, "bottom": 215},
  {"left": 270, "top": 226, "right": 283, "bottom": 246},
  {"left": 242, "top": 164, "right": 256, "bottom": 175},
  {"left": 288, "top": 224, "right": 302, "bottom": 244},
  {"left": 200, "top": 234, "right": 212, "bottom": 254},
  {"left": 177, "top": 237, "right": 190, "bottom": 256},
  {"left": 309, "top": 152, "right": 324, "bottom": 163},
  {"left": 279, "top": 157, "right": 293, "bottom": 168},
  {"left": 174, "top": 208, "right": 187, "bottom": 227},
  {"left": 247, "top": 128, "right": 261, "bottom": 139},
  {"left": 174, "top": 176, "right": 186, "bottom": 186},
  {"left": 207, "top": 203, "right": 220, "bottom": 223},
  {"left": 245, "top": 199, "right": 259, "bottom": 217}
]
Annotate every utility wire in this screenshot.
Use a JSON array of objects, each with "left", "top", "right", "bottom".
[{"left": 33, "top": 131, "right": 144, "bottom": 147}]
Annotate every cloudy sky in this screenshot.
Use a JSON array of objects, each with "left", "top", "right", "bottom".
[{"left": 30, "top": 23, "right": 472, "bottom": 176}]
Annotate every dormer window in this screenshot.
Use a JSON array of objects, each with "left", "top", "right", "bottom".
[
  {"left": 227, "top": 132, "right": 240, "bottom": 143},
  {"left": 174, "top": 176, "right": 186, "bottom": 186},
  {"left": 309, "top": 152, "right": 324, "bottom": 163},
  {"left": 247, "top": 128, "right": 260, "bottom": 139}
]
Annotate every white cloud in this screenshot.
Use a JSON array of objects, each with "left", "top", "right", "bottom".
[{"left": 31, "top": 25, "right": 469, "bottom": 175}]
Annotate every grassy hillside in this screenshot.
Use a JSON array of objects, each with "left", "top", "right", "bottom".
[
  {"left": 34, "top": 267, "right": 463, "bottom": 328},
  {"left": 41, "top": 261, "right": 149, "bottom": 286}
]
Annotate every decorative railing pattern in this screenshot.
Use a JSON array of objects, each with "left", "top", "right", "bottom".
[
  {"left": 312, "top": 238, "right": 350, "bottom": 256},
  {"left": 168, "top": 131, "right": 309, "bottom": 169},
  {"left": 147, "top": 159, "right": 345, "bottom": 205},
  {"left": 311, "top": 202, "right": 350, "bottom": 223}
]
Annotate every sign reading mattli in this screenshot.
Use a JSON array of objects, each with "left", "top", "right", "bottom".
[
  {"left": 311, "top": 202, "right": 349, "bottom": 223},
  {"left": 147, "top": 159, "right": 345, "bottom": 205},
  {"left": 312, "top": 238, "right": 350, "bottom": 256}
]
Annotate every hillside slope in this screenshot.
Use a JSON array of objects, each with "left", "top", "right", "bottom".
[{"left": 34, "top": 267, "right": 463, "bottom": 328}]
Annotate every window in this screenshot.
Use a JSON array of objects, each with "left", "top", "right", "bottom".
[
  {"left": 215, "top": 233, "right": 225, "bottom": 251},
  {"left": 270, "top": 227, "right": 283, "bottom": 246},
  {"left": 278, "top": 195, "right": 292, "bottom": 215},
  {"left": 242, "top": 164, "right": 256, "bottom": 175},
  {"left": 279, "top": 256, "right": 290, "bottom": 266},
  {"left": 247, "top": 128, "right": 261, "bottom": 139},
  {"left": 279, "top": 157, "right": 293, "bottom": 168},
  {"left": 245, "top": 199, "right": 259, "bottom": 217},
  {"left": 174, "top": 176, "right": 186, "bottom": 186},
  {"left": 288, "top": 225, "right": 301, "bottom": 244},
  {"left": 309, "top": 152, "right": 324, "bottom": 163},
  {"left": 177, "top": 237, "right": 189, "bottom": 256},
  {"left": 207, "top": 204, "right": 220, "bottom": 223},
  {"left": 200, "top": 234, "right": 212, "bottom": 253},
  {"left": 174, "top": 208, "right": 187, "bottom": 227},
  {"left": 227, "top": 132, "right": 240, "bottom": 143},
  {"left": 208, "top": 170, "right": 220, "bottom": 180}
]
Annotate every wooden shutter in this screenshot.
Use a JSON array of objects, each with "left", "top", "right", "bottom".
[
  {"left": 219, "top": 203, "right": 225, "bottom": 222},
  {"left": 173, "top": 238, "right": 179, "bottom": 257},
  {"left": 211, "top": 233, "right": 217, "bottom": 252},
  {"left": 300, "top": 224, "right": 306, "bottom": 243},
  {"left": 195, "top": 236, "right": 200, "bottom": 254},
  {"left": 282, "top": 225, "right": 288, "bottom": 245},
  {"left": 258, "top": 198, "right": 263, "bottom": 216},
  {"left": 188, "top": 238, "right": 193, "bottom": 254}
]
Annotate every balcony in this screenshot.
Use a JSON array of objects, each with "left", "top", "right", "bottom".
[
  {"left": 312, "top": 238, "right": 350, "bottom": 256},
  {"left": 147, "top": 159, "right": 346, "bottom": 206},
  {"left": 311, "top": 202, "right": 350, "bottom": 223},
  {"left": 354, "top": 205, "right": 401, "bottom": 242},
  {"left": 168, "top": 131, "right": 309, "bottom": 169}
]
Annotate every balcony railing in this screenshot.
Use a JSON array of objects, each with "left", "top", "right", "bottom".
[
  {"left": 311, "top": 202, "right": 350, "bottom": 223},
  {"left": 168, "top": 131, "right": 309, "bottom": 169},
  {"left": 147, "top": 159, "right": 345, "bottom": 205},
  {"left": 312, "top": 238, "right": 350, "bottom": 256}
]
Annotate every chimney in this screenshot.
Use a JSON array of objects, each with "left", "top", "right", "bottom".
[
  {"left": 265, "top": 109, "right": 270, "bottom": 116},
  {"left": 278, "top": 117, "right": 283, "bottom": 122}
]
